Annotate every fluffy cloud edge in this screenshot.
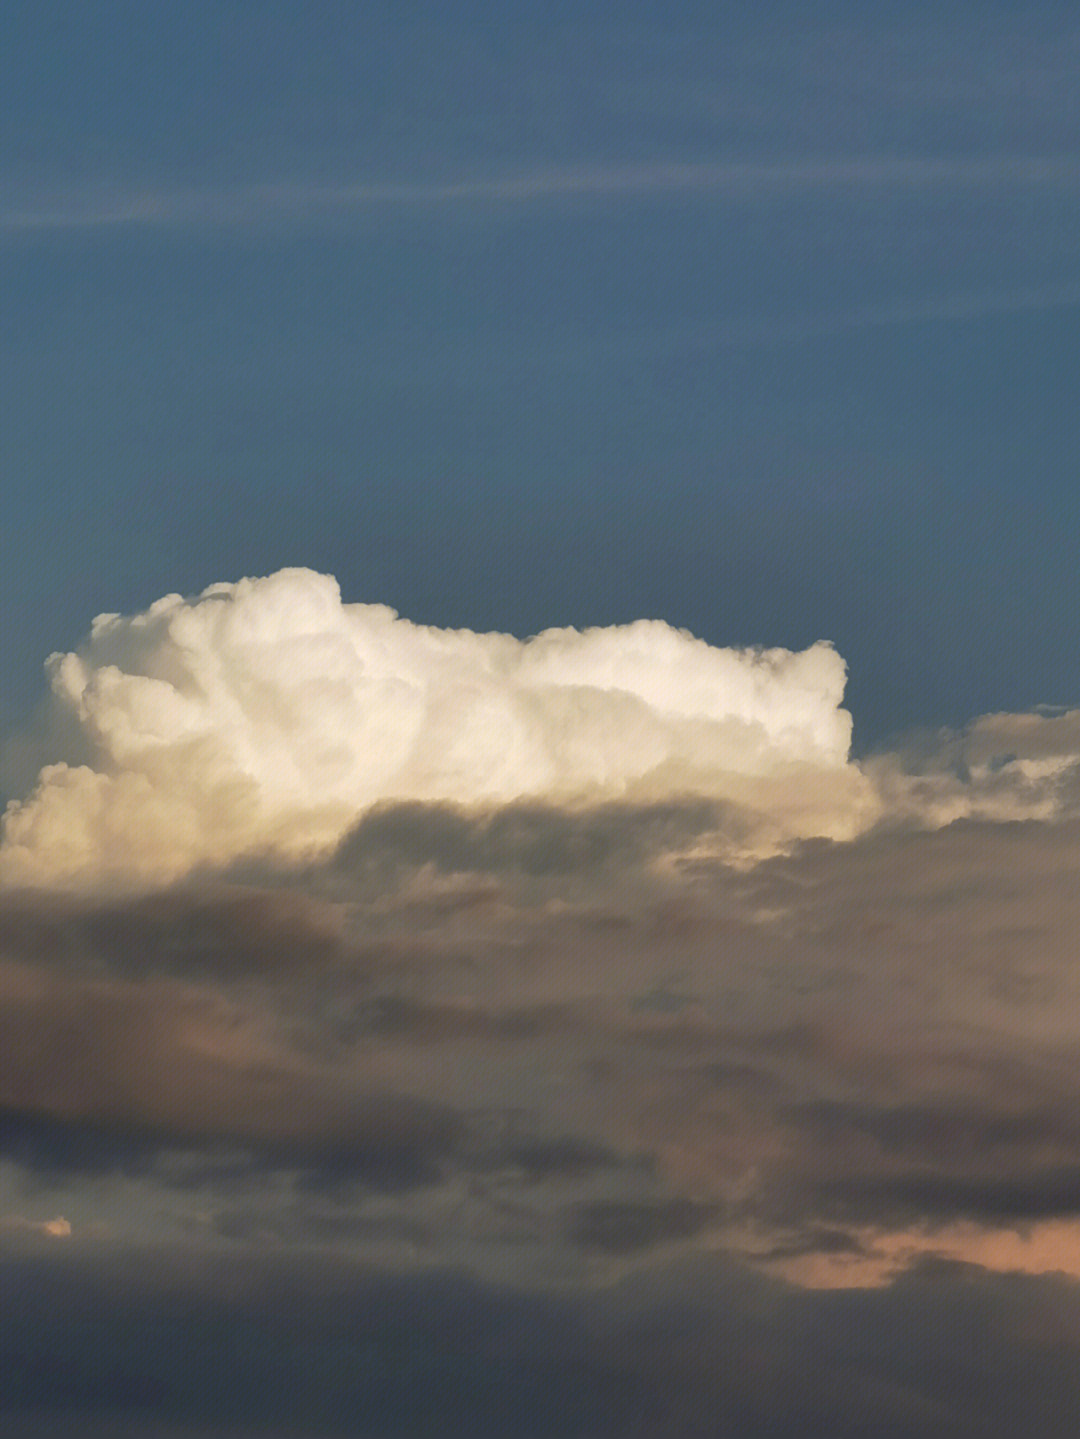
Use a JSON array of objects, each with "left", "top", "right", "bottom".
[
  {"left": 0, "top": 569, "right": 877, "bottom": 889},
  {"left": 3, "top": 567, "right": 1080, "bottom": 891}
]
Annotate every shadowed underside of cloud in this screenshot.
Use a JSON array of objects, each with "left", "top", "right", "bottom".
[{"left": 5, "top": 572, "right": 1080, "bottom": 1432}]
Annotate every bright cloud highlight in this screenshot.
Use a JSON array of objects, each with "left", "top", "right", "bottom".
[{"left": 0, "top": 569, "right": 875, "bottom": 888}]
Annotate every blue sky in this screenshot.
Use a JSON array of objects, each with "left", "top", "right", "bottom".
[
  {"left": 10, "top": 10, "right": 1080, "bottom": 1438},
  {"left": 3, "top": 0, "right": 1080, "bottom": 753}
]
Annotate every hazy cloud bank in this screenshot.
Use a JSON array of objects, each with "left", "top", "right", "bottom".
[
  {"left": 5, "top": 801, "right": 1080, "bottom": 1288},
  {"left": 6, "top": 1245, "right": 1080, "bottom": 1438}
]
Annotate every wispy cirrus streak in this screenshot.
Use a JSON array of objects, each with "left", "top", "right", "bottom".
[{"left": 4, "top": 154, "right": 1080, "bottom": 233}]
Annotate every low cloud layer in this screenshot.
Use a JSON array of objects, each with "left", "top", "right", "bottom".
[
  {"left": 6, "top": 804, "right": 1080, "bottom": 1287},
  {"left": 8, "top": 1246, "right": 1080, "bottom": 1439}
]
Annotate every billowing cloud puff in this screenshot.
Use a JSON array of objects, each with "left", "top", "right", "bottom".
[
  {"left": 867, "top": 705, "right": 1080, "bottom": 828},
  {"left": 0, "top": 569, "right": 876, "bottom": 887}
]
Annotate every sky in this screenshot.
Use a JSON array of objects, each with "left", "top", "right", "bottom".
[{"left": 4, "top": 3, "right": 1080, "bottom": 1436}]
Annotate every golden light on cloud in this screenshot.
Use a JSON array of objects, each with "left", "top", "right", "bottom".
[
  {"left": 0, "top": 569, "right": 877, "bottom": 888},
  {"left": 758, "top": 1220, "right": 1080, "bottom": 1290},
  {"left": 0, "top": 1214, "right": 73, "bottom": 1240}
]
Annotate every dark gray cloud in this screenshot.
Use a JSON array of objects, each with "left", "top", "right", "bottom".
[
  {"left": 324, "top": 796, "right": 733, "bottom": 886},
  {"left": 4, "top": 806, "right": 1080, "bottom": 1238},
  {"left": 5, "top": 1248, "right": 1080, "bottom": 1438},
  {"left": 0, "top": 884, "right": 344, "bottom": 981},
  {"left": 5, "top": 800, "right": 1080, "bottom": 1432},
  {"left": 564, "top": 1197, "right": 718, "bottom": 1255}
]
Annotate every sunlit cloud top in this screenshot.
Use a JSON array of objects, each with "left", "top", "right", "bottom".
[{"left": 0, "top": 569, "right": 874, "bottom": 887}]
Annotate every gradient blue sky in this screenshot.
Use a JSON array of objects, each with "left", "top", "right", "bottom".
[{"left": 3, "top": 0, "right": 1079, "bottom": 750}]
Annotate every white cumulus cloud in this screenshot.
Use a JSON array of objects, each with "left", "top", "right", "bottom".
[{"left": 0, "top": 569, "right": 877, "bottom": 889}]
